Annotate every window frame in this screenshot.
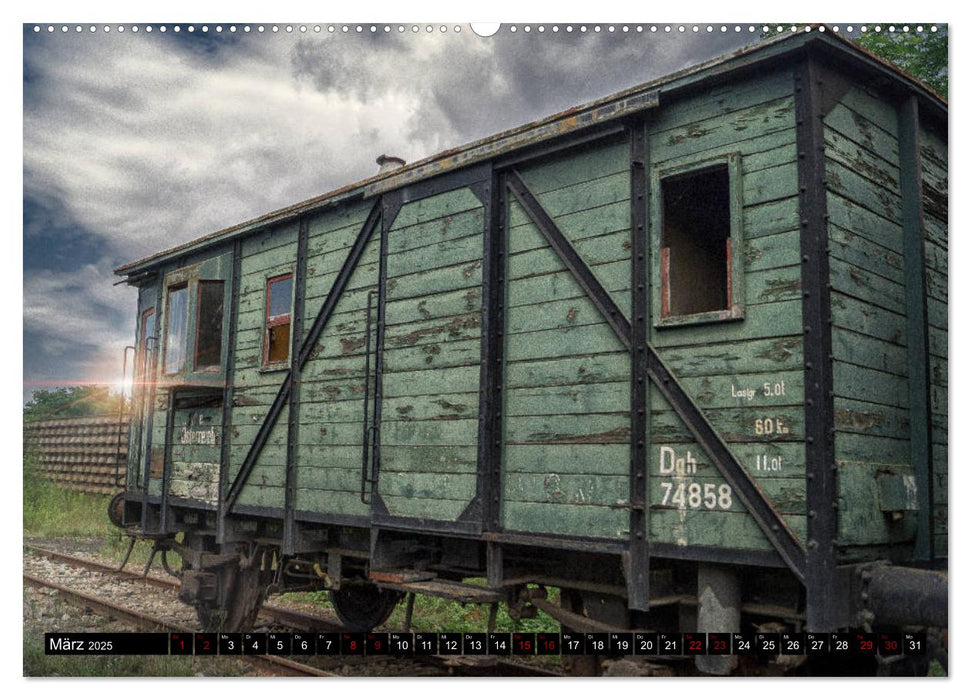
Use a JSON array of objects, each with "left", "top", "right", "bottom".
[
  {"left": 162, "top": 283, "right": 190, "bottom": 375},
  {"left": 193, "top": 279, "right": 226, "bottom": 373},
  {"left": 650, "top": 151, "right": 745, "bottom": 328},
  {"left": 262, "top": 272, "right": 294, "bottom": 369}
]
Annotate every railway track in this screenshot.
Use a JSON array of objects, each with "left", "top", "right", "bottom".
[{"left": 23, "top": 543, "right": 562, "bottom": 677}]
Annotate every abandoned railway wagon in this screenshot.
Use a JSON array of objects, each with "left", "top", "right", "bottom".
[{"left": 113, "top": 30, "right": 947, "bottom": 672}]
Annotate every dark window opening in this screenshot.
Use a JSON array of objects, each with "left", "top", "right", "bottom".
[
  {"left": 264, "top": 274, "right": 293, "bottom": 366},
  {"left": 164, "top": 285, "right": 188, "bottom": 374},
  {"left": 660, "top": 166, "right": 732, "bottom": 317},
  {"left": 195, "top": 281, "right": 225, "bottom": 371}
]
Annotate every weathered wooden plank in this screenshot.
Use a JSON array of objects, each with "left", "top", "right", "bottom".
[
  {"left": 829, "top": 223, "right": 904, "bottom": 286},
  {"left": 838, "top": 86, "right": 900, "bottom": 139},
  {"left": 826, "top": 158, "right": 901, "bottom": 224},
  {"left": 652, "top": 67, "right": 793, "bottom": 131},
  {"left": 824, "top": 126, "right": 900, "bottom": 198},
  {"left": 835, "top": 397, "right": 911, "bottom": 440},
  {"left": 386, "top": 206, "right": 484, "bottom": 256},
  {"left": 923, "top": 234, "right": 947, "bottom": 276},
  {"left": 389, "top": 187, "right": 485, "bottom": 230},
  {"left": 386, "top": 258, "right": 482, "bottom": 301},
  {"left": 823, "top": 101, "right": 899, "bottom": 165},
  {"left": 833, "top": 362, "right": 909, "bottom": 409},
  {"left": 306, "top": 199, "right": 374, "bottom": 239},
  {"left": 507, "top": 200, "right": 630, "bottom": 254},
  {"left": 651, "top": 96, "right": 795, "bottom": 162},
  {"left": 237, "top": 484, "right": 285, "bottom": 509},
  {"left": 517, "top": 136, "right": 629, "bottom": 195},
  {"left": 664, "top": 370, "right": 804, "bottom": 409},
  {"left": 650, "top": 405, "right": 805, "bottom": 443},
  {"left": 293, "top": 488, "right": 369, "bottom": 517},
  {"left": 931, "top": 384, "right": 947, "bottom": 417},
  {"left": 829, "top": 256, "right": 906, "bottom": 315},
  {"left": 378, "top": 471, "right": 476, "bottom": 501},
  {"left": 240, "top": 222, "right": 299, "bottom": 258},
  {"left": 649, "top": 476, "right": 806, "bottom": 515},
  {"left": 507, "top": 295, "right": 613, "bottom": 335},
  {"left": 382, "top": 365, "right": 480, "bottom": 398},
  {"left": 831, "top": 327, "right": 908, "bottom": 377},
  {"left": 380, "top": 418, "right": 479, "bottom": 447},
  {"left": 834, "top": 433, "right": 909, "bottom": 466},
  {"left": 837, "top": 463, "right": 917, "bottom": 546},
  {"left": 502, "top": 501, "right": 628, "bottom": 540},
  {"left": 653, "top": 128, "right": 796, "bottom": 179},
  {"left": 506, "top": 352, "right": 630, "bottom": 389},
  {"left": 298, "top": 421, "right": 373, "bottom": 446},
  {"left": 508, "top": 172, "right": 630, "bottom": 229},
  {"left": 383, "top": 393, "right": 480, "bottom": 421},
  {"left": 741, "top": 161, "right": 798, "bottom": 207},
  {"left": 827, "top": 192, "right": 903, "bottom": 254},
  {"left": 384, "top": 311, "right": 482, "bottom": 350},
  {"left": 386, "top": 230, "right": 484, "bottom": 278},
  {"left": 505, "top": 413, "right": 630, "bottom": 445},
  {"left": 504, "top": 444, "right": 630, "bottom": 476},
  {"left": 929, "top": 326, "right": 947, "bottom": 360},
  {"left": 319, "top": 444, "right": 478, "bottom": 475},
  {"left": 505, "top": 323, "right": 627, "bottom": 361},
  {"left": 507, "top": 260, "right": 631, "bottom": 312},
  {"left": 382, "top": 494, "right": 470, "bottom": 521},
  {"left": 382, "top": 338, "right": 481, "bottom": 374},
  {"left": 649, "top": 510, "right": 806, "bottom": 551},
  {"left": 927, "top": 297, "right": 947, "bottom": 332},
  {"left": 744, "top": 228, "right": 801, "bottom": 271},
  {"left": 830, "top": 292, "right": 906, "bottom": 347},
  {"left": 657, "top": 336, "right": 804, "bottom": 377},
  {"left": 651, "top": 299, "right": 804, "bottom": 348},
  {"left": 508, "top": 229, "right": 631, "bottom": 279},
  {"left": 385, "top": 287, "right": 482, "bottom": 327},
  {"left": 506, "top": 382, "right": 629, "bottom": 417},
  {"left": 505, "top": 472, "right": 630, "bottom": 507}
]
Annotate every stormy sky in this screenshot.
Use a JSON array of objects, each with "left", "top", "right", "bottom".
[{"left": 22, "top": 23, "right": 787, "bottom": 399}]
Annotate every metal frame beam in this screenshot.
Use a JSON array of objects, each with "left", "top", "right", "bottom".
[
  {"left": 795, "top": 54, "right": 840, "bottom": 630},
  {"left": 898, "top": 94, "right": 935, "bottom": 564},
  {"left": 216, "top": 239, "right": 242, "bottom": 544},
  {"left": 283, "top": 217, "right": 309, "bottom": 554}
]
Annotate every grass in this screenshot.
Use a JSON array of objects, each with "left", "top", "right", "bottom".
[
  {"left": 281, "top": 581, "right": 561, "bottom": 634},
  {"left": 23, "top": 456, "right": 115, "bottom": 539}
]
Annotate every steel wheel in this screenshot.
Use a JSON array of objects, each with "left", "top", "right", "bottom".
[{"left": 330, "top": 584, "right": 401, "bottom": 632}]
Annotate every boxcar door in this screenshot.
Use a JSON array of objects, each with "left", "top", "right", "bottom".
[{"left": 368, "top": 166, "right": 491, "bottom": 533}]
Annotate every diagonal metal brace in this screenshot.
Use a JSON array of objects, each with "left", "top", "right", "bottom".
[
  {"left": 505, "top": 168, "right": 806, "bottom": 583},
  {"left": 223, "top": 199, "right": 383, "bottom": 513}
]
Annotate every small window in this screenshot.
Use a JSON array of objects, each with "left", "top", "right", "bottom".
[
  {"left": 164, "top": 285, "right": 189, "bottom": 374},
  {"left": 264, "top": 274, "right": 293, "bottom": 366},
  {"left": 653, "top": 154, "right": 743, "bottom": 326},
  {"left": 194, "top": 281, "right": 225, "bottom": 371}
]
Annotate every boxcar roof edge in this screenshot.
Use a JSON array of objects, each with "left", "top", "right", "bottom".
[{"left": 114, "top": 28, "right": 946, "bottom": 279}]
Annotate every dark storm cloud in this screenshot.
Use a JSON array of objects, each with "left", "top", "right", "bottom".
[{"left": 23, "top": 26, "right": 756, "bottom": 395}]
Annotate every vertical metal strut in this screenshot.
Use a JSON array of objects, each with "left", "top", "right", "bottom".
[{"left": 795, "top": 55, "right": 839, "bottom": 631}]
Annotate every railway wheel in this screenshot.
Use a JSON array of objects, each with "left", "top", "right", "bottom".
[
  {"left": 196, "top": 561, "right": 266, "bottom": 633},
  {"left": 330, "top": 583, "right": 401, "bottom": 632},
  {"left": 107, "top": 492, "right": 126, "bottom": 528}
]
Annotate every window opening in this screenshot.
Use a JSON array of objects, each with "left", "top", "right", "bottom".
[
  {"left": 164, "top": 285, "right": 189, "bottom": 374},
  {"left": 264, "top": 274, "right": 293, "bottom": 366},
  {"left": 194, "top": 280, "right": 225, "bottom": 371},
  {"left": 660, "top": 165, "right": 731, "bottom": 317}
]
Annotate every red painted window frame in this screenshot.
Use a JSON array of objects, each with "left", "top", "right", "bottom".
[{"left": 263, "top": 273, "right": 293, "bottom": 367}]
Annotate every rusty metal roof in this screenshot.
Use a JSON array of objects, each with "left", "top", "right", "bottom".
[{"left": 116, "top": 28, "right": 946, "bottom": 277}]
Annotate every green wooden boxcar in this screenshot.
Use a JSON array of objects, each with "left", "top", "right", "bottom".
[{"left": 114, "top": 30, "right": 947, "bottom": 672}]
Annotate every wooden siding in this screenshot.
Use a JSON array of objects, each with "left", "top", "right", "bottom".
[
  {"left": 378, "top": 188, "right": 485, "bottom": 520},
  {"left": 823, "top": 84, "right": 916, "bottom": 554},
  {"left": 646, "top": 66, "right": 805, "bottom": 550},
  {"left": 501, "top": 136, "right": 632, "bottom": 539},
  {"left": 920, "top": 122, "right": 948, "bottom": 558}
]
